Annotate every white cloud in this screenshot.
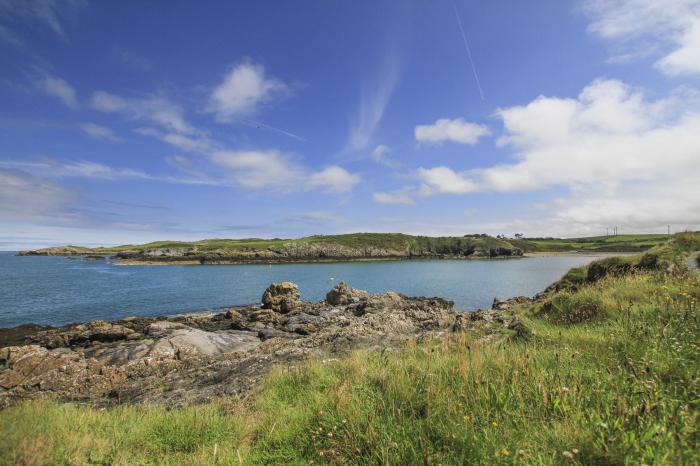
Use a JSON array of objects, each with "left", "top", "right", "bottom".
[
  {"left": 553, "top": 177, "right": 700, "bottom": 232},
  {"left": 91, "top": 91, "right": 193, "bottom": 134},
  {"left": 583, "top": 0, "right": 700, "bottom": 76},
  {"left": 306, "top": 166, "right": 360, "bottom": 193},
  {"left": 415, "top": 118, "right": 490, "bottom": 145},
  {"left": 347, "top": 51, "right": 400, "bottom": 152},
  {"left": 0, "top": 168, "right": 74, "bottom": 220},
  {"left": 371, "top": 144, "right": 399, "bottom": 168},
  {"left": 79, "top": 122, "right": 121, "bottom": 142},
  {"left": 208, "top": 61, "right": 288, "bottom": 121},
  {"left": 412, "top": 78, "right": 700, "bottom": 233},
  {"left": 479, "top": 79, "right": 699, "bottom": 192},
  {"left": 210, "top": 150, "right": 359, "bottom": 193},
  {"left": 37, "top": 75, "right": 77, "bottom": 108},
  {"left": 417, "top": 166, "right": 478, "bottom": 195},
  {"left": 373, "top": 188, "right": 415, "bottom": 205}
]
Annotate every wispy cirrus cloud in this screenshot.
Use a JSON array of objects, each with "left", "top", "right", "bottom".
[
  {"left": 346, "top": 49, "right": 400, "bottom": 153},
  {"left": 134, "top": 127, "right": 215, "bottom": 153},
  {"left": 36, "top": 74, "right": 78, "bottom": 108},
  {"left": 0, "top": 167, "right": 75, "bottom": 220},
  {"left": 112, "top": 45, "right": 153, "bottom": 71},
  {"left": 91, "top": 91, "right": 194, "bottom": 134},
  {"left": 79, "top": 122, "right": 122, "bottom": 142},
  {"left": 0, "top": 0, "right": 87, "bottom": 40},
  {"left": 0, "top": 24, "right": 23, "bottom": 47},
  {"left": 0, "top": 159, "right": 223, "bottom": 186}
]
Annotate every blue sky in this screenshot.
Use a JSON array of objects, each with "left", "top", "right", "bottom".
[{"left": 1, "top": 0, "right": 699, "bottom": 249}]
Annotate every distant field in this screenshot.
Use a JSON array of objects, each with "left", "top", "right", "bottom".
[
  {"left": 26, "top": 232, "right": 677, "bottom": 256},
  {"left": 50, "top": 233, "right": 517, "bottom": 254},
  {"left": 511, "top": 234, "right": 671, "bottom": 253}
]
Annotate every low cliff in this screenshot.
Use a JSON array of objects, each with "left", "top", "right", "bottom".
[{"left": 18, "top": 233, "right": 524, "bottom": 264}]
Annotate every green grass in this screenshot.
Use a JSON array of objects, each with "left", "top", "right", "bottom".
[
  {"left": 34, "top": 232, "right": 674, "bottom": 256},
  {"left": 40, "top": 233, "right": 518, "bottom": 256},
  {"left": 35, "top": 233, "right": 668, "bottom": 255},
  {"left": 3, "top": 233, "right": 698, "bottom": 465},
  {"left": 511, "top": 234, "right": 670, "bottom": 253}
]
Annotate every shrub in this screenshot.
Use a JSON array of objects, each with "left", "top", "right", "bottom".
[{"left": 538, "top": 290, "right": 607, "bottom": 324}]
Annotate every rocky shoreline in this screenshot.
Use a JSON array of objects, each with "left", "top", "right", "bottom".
[
  {"left": 18, "top": 241, "right": 524, "bottom": 265},
  {"left": 0, "top": 282, "right": 531, "bottom": 408}
]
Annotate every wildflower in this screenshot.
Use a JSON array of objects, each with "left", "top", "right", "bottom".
[
  {"left": 327, "top": 432, "right": 333, "bottom": 438},
  {"left": 492, "top": 421, "right": 498, "bottom": 427},
  {"left": 563, "top": 451, "right": 574, "bottom": 460},
  {"left": 501, "top": 448, "right": 510, "bottom": 456},
  {"left": 560, "top": 386, "right": 570, "bottom": 395},
  {"left": 572, "top": 448, "right": 579, "bottom": 454},
  {"left": 463, "top": 415, "right": 470, "bottom": 422},
  {"left": 517, "top": 449, "right": 527, "bottom": 457}
]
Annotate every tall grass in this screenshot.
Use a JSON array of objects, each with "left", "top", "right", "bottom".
[{"left": 1, "top": 270, "right": 698, "bottom": 464}]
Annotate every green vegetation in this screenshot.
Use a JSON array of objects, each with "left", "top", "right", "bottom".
[
  {"left": 511, "top": 233, "right": 670, "bottom": 253},
  {"left": 3, "top": 233, "right": 698, "bottom": 465},
  {"left": 35, "top": 232, "right": 674, "bottom": 256},
  {"left": 77, "top": 232, "right": 518, "bottom": 255}
]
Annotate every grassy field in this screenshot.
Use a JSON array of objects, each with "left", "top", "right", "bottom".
[
  {"left": 46, "top": 233, "right": 518, "bottom": 255},
  {"left": 2, "top": 233, "right": 698, "bottom": 465},
  {"left": 511, "top": 234, "right": 671, "bottom": 253},
  {"left": 39, "top": 232, "right": 673, "bottom": 255}
]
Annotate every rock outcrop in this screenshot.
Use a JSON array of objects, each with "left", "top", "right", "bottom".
[
  {"left": 0, "top": 282, "right": 521, "bottom": 407},
  {"left": 261, "top": 282, "right": 302, "bottom": 313},
  {"left": 325, "top": 281, "right": 369, "bottom": 305}
]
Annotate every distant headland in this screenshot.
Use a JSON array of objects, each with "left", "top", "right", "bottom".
[{"left": 17, "top": 232, "right": 670, "bottom": 265}]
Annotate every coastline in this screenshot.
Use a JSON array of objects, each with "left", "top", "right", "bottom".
[{"left": 112, "top": 254, "right": 528, "bottom": 266}]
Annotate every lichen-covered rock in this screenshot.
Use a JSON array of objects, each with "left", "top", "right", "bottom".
[
  {"left": 325, "top": 282, "right": 369, "bottom": 305},
  {"left": 261, "top": 282, "right": 302, "bottom": 313}
]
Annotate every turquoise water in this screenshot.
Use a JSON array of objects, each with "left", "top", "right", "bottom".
[{"left": 0, "top": 252, "right": 599, "bottom": 328}]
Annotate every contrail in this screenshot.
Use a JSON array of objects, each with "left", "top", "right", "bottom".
[
  {"left": 244, "top": 119, "right": 306, "bottom": 142},
  {"left": 452, "top": 1, "right": 485, "bottom": 101}
]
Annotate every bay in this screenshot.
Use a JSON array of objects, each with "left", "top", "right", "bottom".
[{"left": 0, "top": 252, "right": 599, "bottom": 328}]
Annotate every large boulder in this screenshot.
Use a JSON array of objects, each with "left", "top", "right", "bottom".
[
  {"left": 147, "top": 322, "right": 259, "bottom": 359},
  {"left": 261, "top": 282, "right": 302, "bottom": 313},
  {"left": 326, "top": 282, "right": 369, "bottom": 305}
]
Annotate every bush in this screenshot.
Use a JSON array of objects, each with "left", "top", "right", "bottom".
[{"left": 538, "top": 290, "right": 607, "bottom": 324}]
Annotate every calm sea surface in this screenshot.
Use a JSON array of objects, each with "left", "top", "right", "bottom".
[{"left": 0, "top": 252, "right": 600, "bottom": 328}]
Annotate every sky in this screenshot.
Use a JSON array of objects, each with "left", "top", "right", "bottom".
[{"left": 1, "top": 0, "right": 699, "bottom": 249}]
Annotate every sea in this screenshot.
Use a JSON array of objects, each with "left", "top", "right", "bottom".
[{"left": 0, "top": 252, "right": 600, "bottom": 328}]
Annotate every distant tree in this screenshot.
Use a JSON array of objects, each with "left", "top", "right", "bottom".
[{"left": 514, "top": 233, "right": 524, "bottom": 239}]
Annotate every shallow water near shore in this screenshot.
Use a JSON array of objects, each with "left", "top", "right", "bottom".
[{"left": 0, "top": 252, "right": 601, "bottom": 328}]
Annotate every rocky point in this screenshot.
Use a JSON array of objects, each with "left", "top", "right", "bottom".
[{"left": 0, "top": 282, "right": 524, "bottom": 407}]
